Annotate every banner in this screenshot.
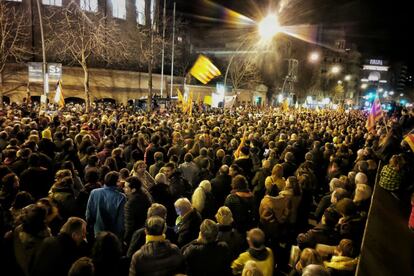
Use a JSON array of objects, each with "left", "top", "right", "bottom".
[{"left": 224, "top": 95, "right": 236, "bottom": 109}]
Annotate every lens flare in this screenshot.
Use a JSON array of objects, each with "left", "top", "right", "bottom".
[{"left": 258, "top": 14, "right": 281, "bottom": 39}]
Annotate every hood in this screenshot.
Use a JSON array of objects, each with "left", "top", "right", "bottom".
[
  {"left": 16, "top": 225, "right": 51, "bottom": 248},
  {"left": 324, "top": 256, "right": 358, "bottom": 271},
  {"left": 234, "top": 190, "right": 253, "bottom": 198},
  {"left": 248, "top": 247, "right": 269, "bottom": 261}
]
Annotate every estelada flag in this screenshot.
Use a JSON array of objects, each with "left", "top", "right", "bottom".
[
  {"left": 403, "top": 133, "right": 414, "bottom": 152},
  {"left": 177, "top": 88, "right": 184, "bottom": 103},
  {"left": 54, "top": 80, "right": 65, "bottom": 109},
  {"left": 190, "top": 55, "right": 221, "bottom": 84},
  {"left": 366, "top": 96, "right": 383, "bottom": 133}
]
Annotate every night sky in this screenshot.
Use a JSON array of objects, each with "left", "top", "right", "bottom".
[{"left": 173, "top": 0, "right": 412, "bottom": 68}]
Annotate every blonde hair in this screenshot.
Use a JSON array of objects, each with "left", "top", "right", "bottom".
[
  {"left": 354, "top": 184, "right": 372, "bottom": 202},
  {"left": 215, "top": 206, "right": 233, "bottom": 225},
  {"left": 242, "top": 260, "right": 264, "bottom": 276}
]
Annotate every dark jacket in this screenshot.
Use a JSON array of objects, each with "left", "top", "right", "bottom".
[
  {"left": 49, "top": 185, "right": 77, "bottom": 221},
  {"left": 8, "top": 158, "right": 29, "bottom": 177},
  {"left": 210, "top": 174, "right": 232, "bottom": 206},
  {"left": 234, "top": 157, "right": 254, "bottom": 180},
  {"left": 252, "top": 167, "right": 272, "bottom": 206},
  {"left": 124, "top": 190, "right": 153, "bottom": 244},
  {"left": 149, "top": 183, "right": 176, "bottom": 226},
  {"left": 129, "top": 239, "right": 185, "bottom": 276},
  {"left": 169, "top": 171, "right": 192, "bottom": 201},
  {"left": 176, "top": 208, "right": 202, "bottom": 247},
  {"left": 297, "top": 223, "right": 340, "bottom": 249},
  {"left": 182, "top": 240, "right": 232, "bottom": 276},
  {"left": 31, "top": 233, "right": 80, "bottom": 276},
  {"left": 217, "top": 224, "right": 244, "bottom": 259},
  {"left": 127, "top": 226, "right": 177, "bottom": 258},
  {"left": 19, "top": 166, "right": 52, "bottom": 200},
  {"left": 224, "top": 191, "right": 257, "bottom": 232}
]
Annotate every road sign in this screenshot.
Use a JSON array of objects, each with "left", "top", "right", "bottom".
[{"left": 28, "top": 62, "right": 62, "bottom": 83}]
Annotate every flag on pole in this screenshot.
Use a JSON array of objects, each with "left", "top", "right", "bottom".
[
  {"left": 234, "top": 127, "right": 247, "bottom": 159},
  {"left": 403, "top": 133, "right": 414, "bottom": 152},
  {"left": 188, "top": 91, "right": 194, "bottom": 116},
  {"left": 54, "top": 80, "right": 65, "bottom": 109},
  {"left": 177, "top": 88, "right": 184, "bottom": 103},
  {"left": 282, "top": 98, "right": 289, "bottom": 111},
  {"left": 190, "top": 55, "right": 221, "bottom": 84},
  {"left": 366, "top": 96, "right": 384, "bottom": 133}
]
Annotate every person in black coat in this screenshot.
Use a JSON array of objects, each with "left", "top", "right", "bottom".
[
  {"left": 129, "top": 216, "right": 185, "bottom": 276},
  {"left": 123, "top": 176, "right": 153, "bottom": 244},
  {"left": 297, "top": 207, "right": 340, "bottom": 250},
  {"left": 31, "top": 217, "right": 87, "bottom": 276},
  {"left": 150, "top": 173, "right": 176, "bottom": 226},
  {"left": 9, "top": 148, "right": 31, "bottom": 177},
  {"left": 182, "top": 219, "right": 232, "bottom": 276},
  {"left": 210, "top": 165, "right": 232, "bottom": 206},
  {"left": 19, "top": 153, "right": 53, "bottom": 200},
  {"left": 164, "top": 162, "right": 192, "bottom": 200},
  {"left": 127, "top": 203, "right": 177, "bottom": 258},
  {"left": 174, "top": 198, "right": 202, "bottom": 247},
  {"left": 233, "top": 146, "right": 254, "bottom": 181}
]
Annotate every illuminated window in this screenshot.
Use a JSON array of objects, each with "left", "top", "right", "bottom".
[
  {"left": 136, "top": 0, "right": 145, "bottom": 25},
  {"left": 136, "top": 0, "right": 156, "bottom": 25},
  {"left": 42, "top": 0, "right": 62, "bottom": 6},
  {"left": 81, "top": 0, "right": 98, "bottom": 12},
  {"left": 111, "top": 0, "right": 126, "bottom": 19}
]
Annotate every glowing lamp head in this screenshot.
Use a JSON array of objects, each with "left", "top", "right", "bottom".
[
  {"left": 331, "top": 66, "right": 341, "bottom": 74},
  {"left": 259, "top": 14, "right": 280, "bottom": 40},
  {"left": 309, "top": 52, "right": 320, "bottom": 63}
]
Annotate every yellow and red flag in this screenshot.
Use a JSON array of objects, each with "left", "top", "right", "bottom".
[
  {"left": 54, "top": 80, "right": 65, "bottom": 109},
  {"left": 366, "top": 96, "right": 383, "bottom": 133},
  {"left": 190, "top": 55, "right": 221, "bottom": 84},
  {"left": 403, "top": 133, "right": 414, "bottom": 152},
  {"left": 234, "top": 127, "right": 247, "bottom": 159},
  {"left": 282, "top": 98, "right": 289, "bottom": 111}
]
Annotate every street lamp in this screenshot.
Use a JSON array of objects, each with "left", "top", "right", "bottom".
[
  {"left": 344, "top": 75, "right": 351, "bottom": 81},
  {"left": 35, "top": 0, "right": 48, "bottom": 110},
  {"left": 224, "top": 13, "right": 280, "bottom": 90},
  {"left": 258, "top": 14, "right": 281, "bottom": 40},
  {"left": 360, "top": 83, "right": 368, "bottom": 89},
  {"left": 331, "top": 65, "right": 341, "bottom": 74},
  {"left": 308, "top": 52, "right": 320, "bottom": 63}
]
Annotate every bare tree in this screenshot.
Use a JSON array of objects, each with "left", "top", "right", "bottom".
[
  {"left": 229, "top": 55, "right": 261, "bottom": 91},
  {"left": 45, "top": 1, "right": 128, "bottom": 112},
  {"left": 0, "top": 2, "right": 30, "bottom": 106}
]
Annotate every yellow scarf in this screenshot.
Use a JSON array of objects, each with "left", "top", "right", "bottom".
[{"left": 145, "top": 234, "right": 166, "bottom": 244}]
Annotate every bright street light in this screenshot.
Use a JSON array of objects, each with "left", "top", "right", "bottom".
[
  {"left": 361, "top": 83, "right": 368, "bottom": 89},
  {"left": 389, "top": 91, "right": 394, "bottom": 95},
  {"left": 331, "top": 65, "right": 341, "bottom": 74},
  {"left": 258, "top": 14, "right": 280, "bottom": 40},
  {"left": 400, "top": 93, "right": 404, "bottom": 97},
  {"left": 337, "top": 80, "right": 343, "bottom": 84},
  {"left": 344, "top": 75, "right": 351, "bottom": 81},
  {"left": 309, "top": 52, "right": 320, "bottom": 63}
]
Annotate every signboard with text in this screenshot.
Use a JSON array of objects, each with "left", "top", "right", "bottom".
[{"left": 28, "top": 62, "right": 62, "bottom": 83}]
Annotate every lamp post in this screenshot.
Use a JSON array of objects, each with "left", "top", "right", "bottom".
[
  {"left": 35, "top": 0, "right": 48, "bottom": 110},
  {"left": 223, "top": 13, "right": 281, "bottom": 92}
]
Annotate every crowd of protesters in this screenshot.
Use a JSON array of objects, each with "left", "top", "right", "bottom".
[{"left": 0, "top": 101, "right": 413, "bottom": 276}]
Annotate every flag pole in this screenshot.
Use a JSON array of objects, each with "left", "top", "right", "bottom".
[{"left": 376, "top": 81, "right": 389, "bottom": 133}]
